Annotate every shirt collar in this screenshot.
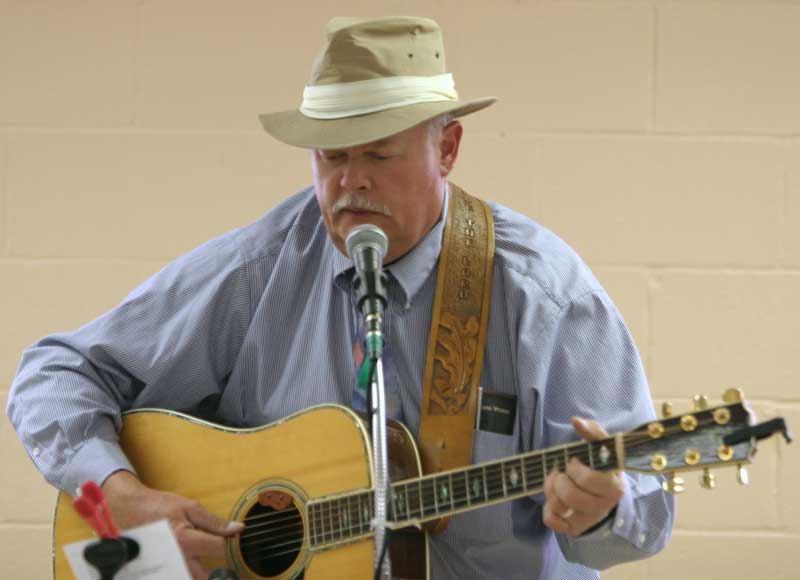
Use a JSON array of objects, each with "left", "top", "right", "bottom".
[{"left": 332, "top": 183, "right": 449, "bottom": 308}]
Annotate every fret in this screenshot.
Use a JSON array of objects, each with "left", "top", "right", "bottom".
[
  {"left": 418, "top": 479, "right": 425, "bottom": 518},
  {"left": 587, "top": 441, "right": 594, "bottom": 469},
  {"left": 501, "top": 460, "right": 508, "bottom": 496},
  {"left": 360, "top": 494, "right": 370, "bottom": 535},
  {"left": 340, "top": 497, "right": 347, "bottom": 539},
  {"left": 448, "top": 473, "right": 455, "bottom": 512},
  {"left": 434, "top": 475, "right": 451, "bottom": 513},
  {"left": 520, "top": 456, "right": 528, "bottom": 491},
  {"left": 336, "top": 498, "right": 345, "bottom": 540},
  {"left": 310, "top": 503, "right": 318, "bottom": 547},
  {"left": 468, "top": 467, "right": 485, "bottom": 505},
  {"left": 391, "top": 487, "right": 400, "bottom": 523},
  {"left": 317, "top": 502, "right": 327, "bottom": 545},
  {"left": 334, "top": 498, "right": 342, "bottom": 541},
  {"left": 486, "top": 463, "right": 505, "bottom": 501},
  {"left": 402, "top": 483, "right": 411, "bottom": 522},
  {"left": 482, "top": 466, "right": 489, "bottom": 501},
  {"left": 524, "top": 453, "right": 543, "bottom": 489},
  {"left": 542, "top": 451, "right": 547, "bottom": 485},
  {"left": 406, "top": 481, "right": 421, "bottom": 520},
  {"left": 351, "top": 496, "right": 359, "bottom": 535},
  {"left": 563, "top": 446, "right": 569, "bottom": 469},
  {"left": 503, "top": 459, "right": 523, "bottom": 495},
  {"left": 328, "top": 499, "right": 336, "bottom": 542},
  {"left": 451, "top": 470, "right": 469, "bottom": 510},
  {"left": 422, "top": 478, "right": 437, "bottom": 515},
  {"left": 462, "top": 471, "right": 471, "bottom": 507},
  {"left": 346, "top": 495, "right": 356, "bottom": 538}
]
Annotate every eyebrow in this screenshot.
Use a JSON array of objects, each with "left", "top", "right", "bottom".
[{"left": 320, "top": 140, "right": 395, "bottom": 155}]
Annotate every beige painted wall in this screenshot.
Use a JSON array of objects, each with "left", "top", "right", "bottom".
[{"left": 1, "top": 1, "right": 798, "bottom": 578}]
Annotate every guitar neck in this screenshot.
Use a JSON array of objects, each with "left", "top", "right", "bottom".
[
  {"left": 307, "top": 435, "right": 621, "bottom": 546},
  {"left": 389, "top": 435, "right": 622, "bottom": 528}
]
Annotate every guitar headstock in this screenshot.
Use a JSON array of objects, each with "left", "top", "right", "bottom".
[{"left": 622, "top": 388, "right": 792, "bottom": 494}]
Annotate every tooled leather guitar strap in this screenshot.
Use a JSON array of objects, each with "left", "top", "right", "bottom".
[{"left": 418, "top": 182, "right": 494, "bottom": 533}]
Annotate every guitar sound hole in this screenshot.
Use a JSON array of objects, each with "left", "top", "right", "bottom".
[{"left": 238, "top": 501, "right": 305, "bottom": 578}]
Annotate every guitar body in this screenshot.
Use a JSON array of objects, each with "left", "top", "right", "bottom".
[{"left": 53, "top": 405, "right": 428, "bottom": 579}]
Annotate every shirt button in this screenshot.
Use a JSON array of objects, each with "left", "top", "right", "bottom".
[
  {"left": 615, "top": 517, "right": 625, "bottom": 529},
  {"left": 404, "top": 303, "right": 411, "bottom": 311},
  {"left": 639, "top": 532, "right": 647, "bottom": 544},
  {"left": 32, "top": 447, "right": 40, "bottom": 457}
]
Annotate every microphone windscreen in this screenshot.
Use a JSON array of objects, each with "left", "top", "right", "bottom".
[{"left": 345, "top": 224, "right": 388, "bottom": 260}]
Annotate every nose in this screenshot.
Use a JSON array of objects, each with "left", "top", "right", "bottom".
[{"left": 339, "top": 157, "right": 371, "bottom": 191}]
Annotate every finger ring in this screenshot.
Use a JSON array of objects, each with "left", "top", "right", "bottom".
[{"left": 562, "top": 508, "right": 575, "bottom": 519}]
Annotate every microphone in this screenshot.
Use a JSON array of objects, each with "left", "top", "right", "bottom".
[{"left": 345, "top": 224, "right": 389, "bottom": 359}]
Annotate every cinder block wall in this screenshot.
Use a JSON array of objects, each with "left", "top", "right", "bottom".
[{"left": 1, "top": 1, "right": 798, "bottom": 578}]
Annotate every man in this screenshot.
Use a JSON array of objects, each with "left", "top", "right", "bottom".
[{"left": 8, "top": 16, "right": 674, "bottom": 580}]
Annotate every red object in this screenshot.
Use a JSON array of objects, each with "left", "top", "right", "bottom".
[
  {"left": 81, "top": 481, "right": 120, "bottom": 538},
  {"left": 72, "top": 481, "right": 120, "bottom": 539}
]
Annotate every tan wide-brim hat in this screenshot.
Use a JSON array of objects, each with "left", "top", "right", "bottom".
[{"left": 259, "top": 16, "right": 496, "bottom": 150}]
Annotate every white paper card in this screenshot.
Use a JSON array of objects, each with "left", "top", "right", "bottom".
[{"left": 63, "top": 520, "right": 192, "bottom": 580}]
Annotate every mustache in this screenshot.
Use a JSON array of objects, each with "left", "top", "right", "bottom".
[{"left": 331, "top": 193, "right": 391, "bottom": 216}]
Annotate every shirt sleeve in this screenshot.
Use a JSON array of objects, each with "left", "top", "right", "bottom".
[
  {"left": 6, "top": 239, "right": 252, "bottom": 495},
  {"left": 528, "top": 288, "right": 676, "bottom": 569}
]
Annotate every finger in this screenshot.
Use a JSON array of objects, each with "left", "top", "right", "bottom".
[
  {"left": 541, "top": 499, "right": 571, "bottom": 534},
  {"left": 186, "top": 558, "right": 211, "bottom": 580},
  {"left": 180, "top": 527, "right": 227, "bottom": 559},
  {"left": 186, "top": 501, "right": 244, "bottom": 537},
  {"left": 552, "top": 470, "right": 602, "bottom": 513},
  {"left": 566, "top": 458, "right": 624, "bottom": 499},
  {"left": 572, "top": 417, "right": 609, "bottom": 441},
  {"left": 543, "top": 471, "right": 572, "bottom": 520}
]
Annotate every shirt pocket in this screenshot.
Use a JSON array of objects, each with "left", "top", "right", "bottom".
[{"left": 471, "top": 428, "right": 517, "bottom": 465}]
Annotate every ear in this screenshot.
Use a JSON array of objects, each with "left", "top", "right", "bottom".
[{"left": 438, "top": 120, "right": 463, "bottom": 177}]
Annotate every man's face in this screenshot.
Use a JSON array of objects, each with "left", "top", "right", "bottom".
[{"left": 311, "top": 120, "right": 462, "bottom": 264}]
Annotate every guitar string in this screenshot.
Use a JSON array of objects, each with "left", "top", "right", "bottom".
[
  {"left": 238, "top": 448, "right": 598, "bottom": 550},
  {"left": 237, "top": 413, "right": 720, "bottom": 531},
  {"left": 238, "top": 427, "right": 700, "bottom": 552},
  {"left": 239, "top": 425, "right": 713, "bottom": 554},
  {"left": 239, "top": 445, "right": 621, "bottom": 561},
  {"left": 236, "top": 416, "right": 721, "bottom": 553}
]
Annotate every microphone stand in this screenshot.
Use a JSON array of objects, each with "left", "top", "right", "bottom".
[
  {"left": 365, "top": 315, "right": 391, "bottom": 580},
  {"left": 345, "top": 224, "right": 392, "bottom": 579}
]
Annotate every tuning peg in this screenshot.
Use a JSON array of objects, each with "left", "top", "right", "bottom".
[
  {"left": 723, "top": 388, "right": 744, "bottom": 404},
  {"left": 692, "top": 394, "right": 710, "bottom": 411},
  {"left": 661, "top": 402, "right": 673, "bottom": 418},
  {"left": 661, "top": 473, "right": 685, "bottom": 495},
  {"left": 737, "top": 464, "right": 749, "bottom": 485},
  {"left": 700, "top": 468, "right": 716, "bottom": 490}
]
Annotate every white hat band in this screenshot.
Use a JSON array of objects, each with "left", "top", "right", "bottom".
[{"left": 300, "top": 73, "right": 458, "bottom": 119}]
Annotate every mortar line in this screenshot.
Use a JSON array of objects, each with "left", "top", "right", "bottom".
[{"left": 0, "top": 132, "right": 8, "bottom": 256}]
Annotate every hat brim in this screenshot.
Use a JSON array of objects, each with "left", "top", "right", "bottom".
[{"left": 258, "top": 97, "right": 496, "bottom": 149}]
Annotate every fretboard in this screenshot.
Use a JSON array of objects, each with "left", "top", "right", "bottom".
[{"left": 307, "top": 436, "right": 619, "bottom": 549}]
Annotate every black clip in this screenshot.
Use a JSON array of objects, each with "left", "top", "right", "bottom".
[
  {"left": 83, "top": 536, "right": 140, "bottom": 580},
  {"left": 722, "top": 418, "right": 793, "bottom": 446}
]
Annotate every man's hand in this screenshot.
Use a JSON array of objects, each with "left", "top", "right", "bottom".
[
  {"left": 102, "top": 471, "right": 243, "bottom": 580},
  {"left": 542, "top": 417, "right": 624, "bottom": 536}
]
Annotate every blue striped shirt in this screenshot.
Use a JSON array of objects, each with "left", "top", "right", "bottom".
[{"left": 8, "top": 186, "right": 674, "bottom": 579}]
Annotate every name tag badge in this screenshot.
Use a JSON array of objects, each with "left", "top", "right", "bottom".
[{"left": 476, "top": 388, "right": 517, "bottom": 436}]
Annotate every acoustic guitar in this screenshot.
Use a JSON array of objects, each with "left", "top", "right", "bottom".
[{"left": 52, "top": 389, "right": 790, "bottom": 579}]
